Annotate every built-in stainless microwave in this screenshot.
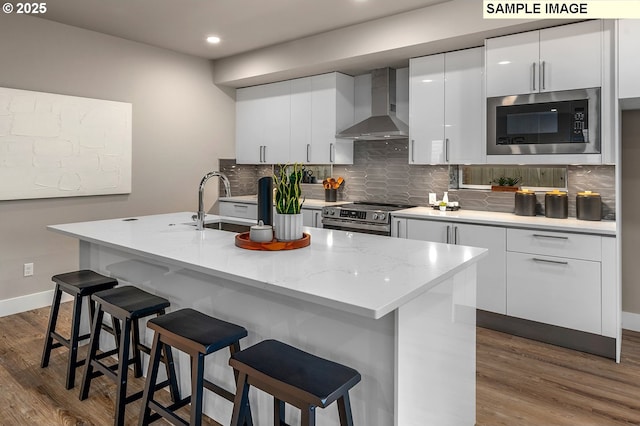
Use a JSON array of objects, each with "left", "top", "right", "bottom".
[{"left": 487, "top": 88, "right": 600, "bottom": 155}]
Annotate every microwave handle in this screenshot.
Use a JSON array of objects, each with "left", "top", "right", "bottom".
[{"left": 531, "top": 62, "right": 536, "bottom": 91}]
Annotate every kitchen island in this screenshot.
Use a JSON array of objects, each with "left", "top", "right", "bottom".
[{"left": 48, "top": 212, "right": 487, "bottom": 426}]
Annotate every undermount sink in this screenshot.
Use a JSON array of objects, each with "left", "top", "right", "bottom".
[{"left": 194, "top": 221, "right": 251, "bottom": 233}]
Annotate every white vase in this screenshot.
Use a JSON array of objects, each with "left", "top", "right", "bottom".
[{"left": 274, "top": 213, "right": 303, "bottom": 241}]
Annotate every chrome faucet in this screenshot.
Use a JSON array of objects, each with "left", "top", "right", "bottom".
[{"left": 193, "top": 171, "right": 231, "bottom": 230}]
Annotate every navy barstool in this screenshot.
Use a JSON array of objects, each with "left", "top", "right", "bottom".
[
  {"left": 230, "top": 339, "right": 361, "bottom": 426},
  {"left": 138, "top": 308, "right": 253, "bottom": 426},
  {"left": 41, "top": 270, "right": 119, "bottom": 389},
  {"left": 79, "top": 286, "right": 179, "bottom": 426}
]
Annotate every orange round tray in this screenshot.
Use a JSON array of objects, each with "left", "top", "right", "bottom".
[{"left": 235, "top": 232, "right": 311, "bottom": 251}]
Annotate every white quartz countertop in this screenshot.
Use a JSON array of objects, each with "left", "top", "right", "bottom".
[
  {"left": 219, "top": 195, "right": 348, "bottom": 209},
  {"left": 392, "top": 207, "right": 616, "bottom": 236},
  {"left": 48, "top": 212, "right": 486, "bottom": 319}
]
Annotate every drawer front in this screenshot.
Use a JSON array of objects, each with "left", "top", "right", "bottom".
[
  {"left": 507, "top": 229, "right": 601, "bottom": 261},
  {"left": 506, "top": 252, "right": 601, "bottom": 334},
  {"left": 219, "top": 202, "right": 258, "bottom": 220}
]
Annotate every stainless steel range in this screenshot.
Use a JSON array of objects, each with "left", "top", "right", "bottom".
[{"left": 322, "top": 202, "right": 415, "bottom": 236}]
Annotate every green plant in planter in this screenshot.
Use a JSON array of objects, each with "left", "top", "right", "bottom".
[
  {"left": 491, "top": 176, "right": 522, "bottom": 187},
  {"left": 274, "top": 163, "right": 304, "bottom": 214}
]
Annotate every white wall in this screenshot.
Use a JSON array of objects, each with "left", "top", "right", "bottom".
[{"left": 0, "top": 14, "right": 235, "bottom": 312}]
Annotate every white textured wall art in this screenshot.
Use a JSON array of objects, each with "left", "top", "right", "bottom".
[{"left": 0, "top": 87, "right": 132, "bottom": 200}]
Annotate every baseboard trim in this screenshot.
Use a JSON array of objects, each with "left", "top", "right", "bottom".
[
  {"left": 477, "top": 310, "right": 616, "bottom": 360},
  {"left": 622, "top": 311, "right": 640, "bottom": 332},
  {"left": 0, "top": 290, "right": 72, "bottom": 318}
]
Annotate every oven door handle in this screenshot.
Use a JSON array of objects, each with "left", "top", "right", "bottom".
[{"left": 321, "top": 218, "right": 390, "bottom": 234}]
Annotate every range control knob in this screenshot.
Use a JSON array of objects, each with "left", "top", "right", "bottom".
[
  {"left": 379, "top": 213, "right": 386, "bottom": 221},
  {"left": 372, "top": 213, "right": 378, "bottom": 220}
]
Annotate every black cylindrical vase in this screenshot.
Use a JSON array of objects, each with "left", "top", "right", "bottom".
[{"left": 257, "top": 177, "right": 273, "bottom": 225}]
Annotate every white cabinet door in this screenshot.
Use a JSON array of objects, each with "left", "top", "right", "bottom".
[
  {"left": 290, "top": 77, "right": 313, "bottom": 163},
  {"left": 399, "top": 218, "right": 506, "bottom": 314},
  {"left": 236, "top": 81, "right": 291, "bottom": 164},
  {"left": 445, "top": 47, "right": 484, "bottom": 164},
  {"left": 302, "top": 208, "right": 323, "bottom": 228},
  {"left": 455, "top": 223, "right": 506, "bottom": 314},
  {"left": 290, "top": 73, "right": 355, "bottom": 165},
  {"left": 219, "top": 202, "right": 258, "bottom": 220},
  {"left": 619, "top": 19, "right": 640, "bottom": 99},
  {"left": 409, "top": 54, "right": 445, "bottom": 164},
  {"left": 486, "top": 21, "right": 602, "bottom": 97},
  {"left": 406, "top": 217, "right": 450, "bottom": 243},
  {"left": 506, "top": 252, "right": 602, "bottom": 334},
  {"left": 410, "top": 49, "right": 484, "bottom": 165},
  {"left": 539, "top": 20, "right": 602, "bottom": 92},
  {"left": 485, "top": 31, "right": 539, "bottom": 97},
  {"left": 261, "top": 80, "right": 291, "bottom": 164},
  {"left": 236, "top": 86, "right": 265, "bottom": 164}
]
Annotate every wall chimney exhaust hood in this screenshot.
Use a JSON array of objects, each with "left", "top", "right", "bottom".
[{"left": 336, "top": 67, "right": 408, "bottom": 141}]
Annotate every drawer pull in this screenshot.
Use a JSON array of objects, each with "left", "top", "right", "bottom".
[
  {"left": 532, "top": 257, "right": 569, "bottom": 265},
  {"left": 532, "top": 234, "right": 569, "bottom": 240},
  {"left": 233, "top": 204, "right": 249, "bottom": 209}
]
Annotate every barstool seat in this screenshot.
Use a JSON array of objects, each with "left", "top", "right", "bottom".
[
  {"left": 41, "top": 270, "right": 119, "bottom": 390},
  {"left": 139, "top": 308, "right": 252, "bottom": 426},
  {"left": 79, "top": 286, "right": 179, "bottom": 426},
  {"left": 230, "top": 339, "right": 361, "bottom": 426}
]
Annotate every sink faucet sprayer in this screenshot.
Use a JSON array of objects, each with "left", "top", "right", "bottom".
[{"left": 193, "top": 171, "right": 231, "bottom": 230}]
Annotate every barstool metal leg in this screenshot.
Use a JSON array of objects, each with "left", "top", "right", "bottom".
[{"left": 40, "top": 284, "right": 62, "bottom": 368}]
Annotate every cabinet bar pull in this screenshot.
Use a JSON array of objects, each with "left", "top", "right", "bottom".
[
  {"left": 532, "top": 62, "right": 536, "bottom": 91},
  {"left": 262, "top": 145, "right": 267, "bottom": 163},
  {"left": 410, "top": 139, "right": 415, "bottom": 162},
  {"left": 446, "top": 225, "right": 451, "bottom": 244},
  {"left": 233, "top": 204, "right": 249, "bottom": 209},
  {"left": 329, "top": 143, "right": 335, "bottom": 163},
  {"left": 532, "top": 234, "right": 569, "bottom": 240},
  {"left": 454, "top": 226, "right": 459, "bottom": 245},
  {"left": 445, "top": 138, "right": 450, "bottom": 163},
  {"left": 541, "top": 61, "right": 546, "bottom": 90},
  {"left": 306, "top": 144, "right": 311, "bottom": 163},
  {"left": 397, "top": 220, "right": 401, "bottom": 237},
  {"left": 532, "top": 258, "right": 569, "bottom": 265}
]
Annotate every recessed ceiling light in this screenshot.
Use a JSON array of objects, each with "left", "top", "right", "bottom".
[{"left": 206, "top": 36, "right": 221, "bottom": 44}]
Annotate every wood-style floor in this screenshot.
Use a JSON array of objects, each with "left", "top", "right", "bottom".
[{"left": 2, "top": 303, "right": 640, "bottom": 425}]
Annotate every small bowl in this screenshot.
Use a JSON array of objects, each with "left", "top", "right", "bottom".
[{"left": 249, "top": 221, "right": 273, "bottom": 242}]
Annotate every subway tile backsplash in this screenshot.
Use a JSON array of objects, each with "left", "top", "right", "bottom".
[{"left": 220, "top": 140, "right": 616, "bottom": 219}]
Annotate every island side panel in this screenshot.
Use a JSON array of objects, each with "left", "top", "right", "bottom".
[
  {"left": 83, "top": 242, "right": 396, "bottom": 426},
  {"left": 395, "top": 265, "right": 477, "bottom": 426}
]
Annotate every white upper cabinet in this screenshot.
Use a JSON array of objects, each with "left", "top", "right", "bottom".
[
  {"left": 308, "top": 73, "right": 355, "bottom": 164},
  {"left": 238, "top": 73, "right": 354, "bottom": 165},
  {"left": 486, "top": 20, "right": 602, "bottom": 97},
  {"left": 409, "top": 47, "right": 484, "bottom": 165},
  {"left": 236, "top": 80, "right": 291, "bottom": 164},
  {"left": 619, "top": 19, "right": 640, "bottom": 100}
]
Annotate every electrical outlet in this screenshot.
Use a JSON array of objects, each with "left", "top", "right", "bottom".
[{"left": 23, "top": 263, "right": 34, "bottom": 277}]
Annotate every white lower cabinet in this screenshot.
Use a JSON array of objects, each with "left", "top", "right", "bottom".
[
  {"left": 392, "top": 217, "right": 617, "bottom": 342},
  {"left": 506, "top": 252, "right": 601, "bottom": 334},
  {"left": 506, "top": 229, "right": 606, "bottom": 335},
  {"left": 392, "top": 217, "right": 506, "bottom": 314},
  {"left": 218, "top": 201, "right": 258, "bottom": 220},
  {"left": 302, "top": 207, "right": 323, "bottom": 228}
]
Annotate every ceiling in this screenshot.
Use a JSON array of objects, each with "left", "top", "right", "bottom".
[{"left": 39, "top": 0, "right": 449, "bottom": 60}]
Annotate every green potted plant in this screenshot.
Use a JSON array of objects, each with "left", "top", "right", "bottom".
[
  {"left": 490, "top": 176, "right": 521, "bottom": 192},
  {"left": 273, "top": 163, "right": 304, "bottom": 240}
]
